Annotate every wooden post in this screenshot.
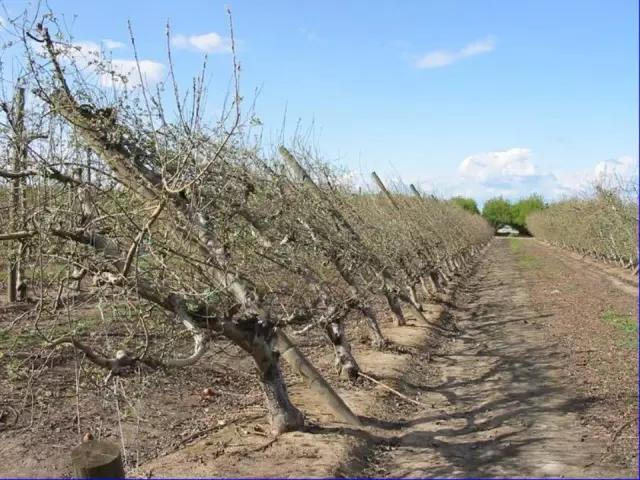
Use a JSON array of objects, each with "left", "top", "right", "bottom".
[
  {"left": 275, "top": 329, "right": 362, "bottom": 426},
  {"left": 370, "top": 171, "right": 399, "bottom": 210},
  {"left": 279, "top": 146, "right": 320, "bottom": 194},
  {"left": 70, "top": 440, "right": 125, "bottom": 478},
  {"left": 279, "top": 145, "right": 361, "bottom": 242}
]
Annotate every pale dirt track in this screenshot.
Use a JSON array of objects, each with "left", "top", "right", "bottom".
[{"left": 360, "top": 237, "right": 637, "bottom": 478}]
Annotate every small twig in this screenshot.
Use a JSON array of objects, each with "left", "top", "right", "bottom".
[
  {"left": 179, "top": 413, "right": 264, "bottom": 446},
  {"left": 241, "top": 437, "right": 278, "bottom": 454},
  {"left": 121, "top": 200, "right": 165, "bottom": 277},
  {"left": 212, "top": 388, "right": 261, "bottom": 400},
  {"left": 113, "top": 379, "right": 127, "bottom": 462},
  {"left": 610, "top": 418, "right": 636, "bottom": 446},
  {"left": 358, "top": 371, "right": 431, "bottom": 408}
]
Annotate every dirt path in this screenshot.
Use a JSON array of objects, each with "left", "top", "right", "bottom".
[
  {"left": 361, "top": 237, "right": 637, "bottom": 478},
  {"left": 3, "top": 238, "right": 636, "bottom": 477}
]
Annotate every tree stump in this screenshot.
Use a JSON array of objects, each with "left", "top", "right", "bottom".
[{"left": 70, "top": 440, "right": 125, "bottom": 478}]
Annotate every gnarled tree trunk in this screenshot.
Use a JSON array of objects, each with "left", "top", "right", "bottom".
[
  {"left": 384, "top": 291, "right": 407, "bottom": 326},
  {"left": 407, "top": 283, "right": 424, "bottom": 311},
  {"left": 323, "top": 306, "right": 360, "bottom": 380},
  {"left": 359, "top": 305, "right": 386, "bottom": 348}
]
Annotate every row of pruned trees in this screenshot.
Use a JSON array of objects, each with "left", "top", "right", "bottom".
[
  {"left": 0, "top": 16, "right": 492, "bottom": 435},
  {"left": 526, "top": 185, "right": 638, "bottom": 271}
]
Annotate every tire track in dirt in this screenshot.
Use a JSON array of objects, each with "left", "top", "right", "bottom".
[{"left": 360, "top": 238, "right": 634, "bottom": 478}]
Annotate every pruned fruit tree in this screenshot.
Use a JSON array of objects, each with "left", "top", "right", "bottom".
[{"left": 0, "top": 11, "right": 492, "bottom": 437}]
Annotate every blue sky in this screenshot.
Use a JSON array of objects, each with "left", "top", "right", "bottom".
[{"left": 2, "top": 0, "right": 638, "bottom": 202}]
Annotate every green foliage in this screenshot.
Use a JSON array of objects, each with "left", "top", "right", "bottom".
[
  {"left": 482, "top": 194, "right": 546, "bottom": 233},
  {"left": 511, "top": 194, "right": 546, "bottom": 233},
  {"left": 508, "top": 238, "right": 539, "bottom": 268},
  {"left": 449, "top": 196, "right": 480, "bottom": 215},
  {"left": 601, "top": 309, "right": 637, "bottom": 348},
  {"left": 508, "top": 237, "right": 523, "bottom": 253},
  {"left": 4, "top": 358, "right": 27, "bottom": 381},
  {"left": 482, "top": 197, "right": 513, "bottom": 227}
]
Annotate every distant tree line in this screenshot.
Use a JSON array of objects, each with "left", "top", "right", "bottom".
[
  {"left": 448, "top": 196, "right": 480, "bottom": 215},
  {"left": 447, "top": 195, "right": 546, "bottom": 234},
  {"left": 482, "top": 195, "right": 546, "bottom": 234}
]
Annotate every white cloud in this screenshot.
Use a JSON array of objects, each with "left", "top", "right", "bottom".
[
  {"left": 171, "top": 32, "right": 231, "bottom": 53},
  {"left": 103, "top": 39, "right": 125, "bottom": 50},
  {"left": 70, "top": 40, "right": 101, "bottom": 58},
  {"left": 63, "top": 41, "right": 165, "bottom": 87},
  {"left": 553, "top": 155, "right": 638, "bottom": 195},
  {"left": 594, "top": 155, "right": 637, "bottom": 181},
  {"left": 460, "top": 38, "right": 495, "bottom": 56},
  {"left": 416, "top": 51, "right": 457, "bottom": 69},
  {"left": 101, "top": 59, "right": 165, "bottom": 87},
  {"left": 459, "top": 148, "right": 536, "bottom": 182},
  {"left": 411, "top": 150, "right": 638, "bottom": 205},
  {"left": 343, "top": 151, "right": 637, "bottom": 207},
  {"left": 298, "top": 27, "right": 323, "bottom": 43},
  {"left": 416, "top": 36, "right": 495, "bottom": 69}
]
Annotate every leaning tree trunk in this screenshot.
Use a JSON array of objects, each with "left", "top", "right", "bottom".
[
  {"left": 396, "top": 292, "right": 434, "bottom": 325},
  {"left": 359, "top": 305, "right": 386, "bottom": 348},
  {"left": 45, "top": 60, "right": 311, "bottom": 436},
  {"left": 258, "top": 353, "right": 305, "bottom": 435},
  {"left": 406, "top": 283, "right": 424, "bottom": 311},
  {"left": 220, "top": 316, "right": 305, "bottom": 436},
  {"left": 419, "top": 275, "right": 432, "bottom": 298},
  {"left": 7, "top": 86, "right": 26, "bottom": 303},
  {"left": 427, "top": 270, "right": 444, "bottom": 294},
  {"left": 384, "top": 290, "right": 407, "bottom": 326},
  {"left": 323, "top": 306, "right": 360, "bottom": 380}
]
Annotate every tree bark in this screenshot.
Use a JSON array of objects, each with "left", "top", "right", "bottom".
[
  {"left": 419, "top": 275, "right": 432, "bottom": 298},
  {"left": 429, "top": 270, "right": 443, "bottom": 293},
  {"left": 7, "top": 86, "right": 26, "bottom": 303},
  {"left": 259, "top": 354, "right": 305, "bottom": 436},
  {"left": 323, "top": 306, "right": 360, "bottom": 380},
  {"left": 219, "top": 317, "right": 304, "bottom": 435},
  {"left": 384, "top": 291, "right": 406, "bottom": 326},
  {"left": 407, "top": 283, "right": 424, "bottom": 311},
  {"left": 396, "top": 292, "right": 432, "bottom": 325},
  {"left": 359, "top": 306, "right": 386, "bottom": 348},
  {"left": 71, "top": 440, "right": 125, "bottom": 478}
]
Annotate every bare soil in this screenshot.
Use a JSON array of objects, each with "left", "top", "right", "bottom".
[
  {"left": 358, "top": 237, "right": 638, "bottom": 478},
  {"left": 0, "top": 237, "right": 637, "bottom": 478}
]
